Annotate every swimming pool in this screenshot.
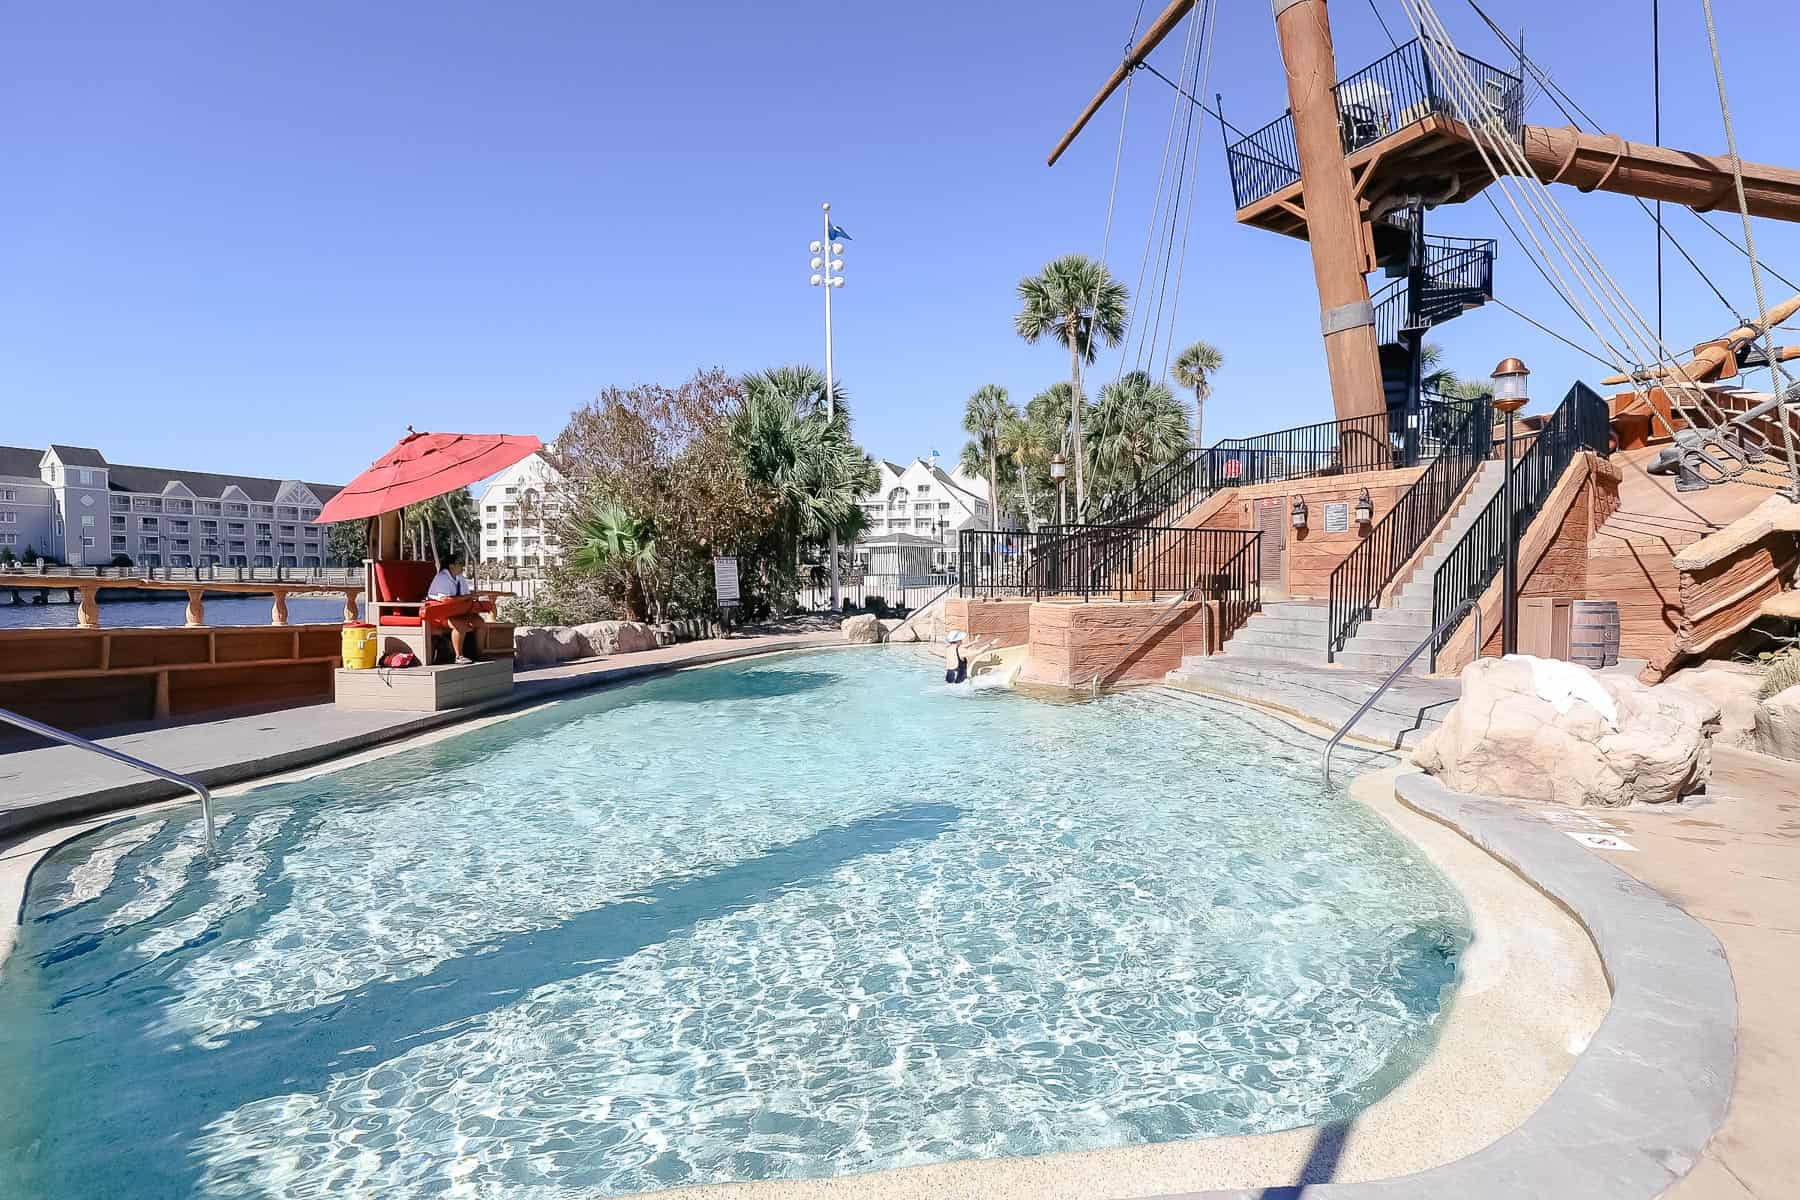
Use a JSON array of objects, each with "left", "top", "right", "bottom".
[{"left": 0, "top": 648, "right": 1466, "bottom": 1198}]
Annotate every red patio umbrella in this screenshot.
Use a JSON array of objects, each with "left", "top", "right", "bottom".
[{"left": 314, "top": 429, "right": 544, "bottom": 525}]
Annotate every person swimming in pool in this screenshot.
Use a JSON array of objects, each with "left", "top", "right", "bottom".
[{"left": 943, "top": 631, "right": 992, "bottom": 684}]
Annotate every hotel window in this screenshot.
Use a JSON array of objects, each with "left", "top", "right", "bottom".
[
  {"left": 0, "top": 488, "right": 12, "bottom": 500},
  {"left": 279, "top": 524, "right": 295, "bottom": 536},
  {"left": 81, "top": 515, "right": 95, "bottom": 527},
  {"left": 504, "top": 487, "right": 517, "bottom": 495},
  {"left": 81, "top": 535, "right": 94, "bottom": 547},
  {"left": 140, "top": 516, "right": 158, "bottom": 529},
  {"left": 0, "top": 534, "right": 14, "bottom": 546},
  {"left": 0, "top": 511, "right": 14, "bottom": 524},
  {"left": 79, "top": 469, "right": 94, "bottom": 484},
  {"left": 111, "top": 535, "right": 126, "bottom": 547}
]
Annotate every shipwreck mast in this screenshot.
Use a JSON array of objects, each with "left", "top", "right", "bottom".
[{"left": 1271, "top": 0, "right": 1387, "bottom": 427}]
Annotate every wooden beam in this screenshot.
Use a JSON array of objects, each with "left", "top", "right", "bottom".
[
  {"left": 1521, "top": 125, "right": 1800, "bottom": 222},
  {"left": 1047, "top": 0, "right": 1197, "bottom": 167}
]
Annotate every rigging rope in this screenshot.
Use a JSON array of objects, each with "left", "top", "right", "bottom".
[
  {"left": 1158, "top": 0, "right": 1218, "bottom": 382},
  {"left": 1462, "top": 1, "right": 1748, "bottom": 325},
  {"left": 1120, "top": 5, "right": 1204, "bottom": 385},
  {"left": 1464, "top": 0, "right": 1800, "bottom": 299},
  {"left": 1399, "top": 0, "right": 1796, "bottom": 491},
  {"left": 1699, "top": 0, "right": 1799, "bottom": 495}
]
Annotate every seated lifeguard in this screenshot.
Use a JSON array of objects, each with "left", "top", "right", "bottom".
[{"left": 426, "top": 554, "right": 483, "bottom": 665}]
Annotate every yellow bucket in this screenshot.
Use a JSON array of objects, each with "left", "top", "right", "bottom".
[{"left": 341, "top": 622, "right": 378, "bottom": 670}]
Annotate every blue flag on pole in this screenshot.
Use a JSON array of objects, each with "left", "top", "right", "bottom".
[{"left": 829, "top": 223, "right": 853, "bottom": 242}]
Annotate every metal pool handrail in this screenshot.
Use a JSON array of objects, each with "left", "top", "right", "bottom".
[
  {"left": 0, "top": 706, "right": 217, "bottom": 852},
  {"left": 1321, "top": 600, "right": 1477, "bottom": 788}
]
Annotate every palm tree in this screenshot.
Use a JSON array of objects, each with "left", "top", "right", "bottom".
[
  {"left": 1420, "top": 342, "right": 1491, "bottom": 401},
  {"left": 997, "top": 407, "right": 1042, "bottom": 530},
  {"left": 738, "top": 366, "right": 879, "bottom": 605},
  {"left": 569, "top": 502, "right": 657, "bottom": 621},
  {"left": 1014, "top": 255, "right": 1129, "bottom": 517},
  {"left": 1025, "top": 383, "right": 1085, "bottom": 524},
  {"left": 1090, "top": 371, "right": 1191, "bottom": 493},
  {"left": 962, "top": 385, "right": 1012, "bottom": 530},
  {"left": 1172, "top": 340, "right": 1224, "bottom": 447}
]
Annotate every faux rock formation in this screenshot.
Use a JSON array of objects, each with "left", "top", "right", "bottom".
[
  {"left": 1662, "top": 662, "right": 1765, "bottom": 751},
  {"left": 513, "top": 625, "right": 589, "bottom": 667},
  {"left": 1414, "top": 655, "right": 1720, "bottom": 806},
  {"left": 575, "top": 621, "right": 659, "bottom": 655},
  {"left": 841, "top": 613, "right": 886, "bottom": 644},
  {"left": 1754, "top": 684, "right": 1800, "bottom": 762}
]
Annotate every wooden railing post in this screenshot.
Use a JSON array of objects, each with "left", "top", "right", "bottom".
[
  {"left": 76, "top": 585, "right": 101, "bottom": 630},
  {"left": 270, "top": 589, "right": 289, "bottom": 627},
  {"left": 184, "top": 588, "right": 205, "bottom": 628}
]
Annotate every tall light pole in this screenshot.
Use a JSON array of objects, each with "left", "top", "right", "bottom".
[
  {"left": 1051, "top": 452, "right": 1068, "bottom": 526},
  {"left": 809, "top": 202, "right": 847, "bottom": 611},
  {"left": 1491, "top": 357, "right": 1531, "bottom": 656}
]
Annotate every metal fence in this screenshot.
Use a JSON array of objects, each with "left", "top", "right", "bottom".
[
  {"left": 1430, "top": 383, "right": 1613, "bottom": 663},
  {"left": 959, "top": 525, "right": 1260, "bottom": 617},
  {"left": 1225, "top": 38, "right": 1525, "bottom": 210},
  {"left": 1327, "top": 397, "right": 1494, "bottom": 659},
  {"left": 799, "top": 573, "right": 956, "bottom": 612},
  {"left": 1091, "top": 398, "right": 1470, "bottom": 531}
]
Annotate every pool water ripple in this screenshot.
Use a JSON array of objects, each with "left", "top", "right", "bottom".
[{"left": 0, "top": 649, "right": 1466, "bottom": 1198}]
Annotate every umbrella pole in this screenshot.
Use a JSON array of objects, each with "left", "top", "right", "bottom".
[{"left": 443, "top": 500, "right": 477, "bottom": 591}]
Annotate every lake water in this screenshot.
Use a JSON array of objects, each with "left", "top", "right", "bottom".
[{"left": 0, "top": 594, "right": 362, "bottom": 629}]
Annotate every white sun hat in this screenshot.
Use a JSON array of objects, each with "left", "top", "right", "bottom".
[{"left": 946, "top": 631, "right": 966, "bottom": 643}]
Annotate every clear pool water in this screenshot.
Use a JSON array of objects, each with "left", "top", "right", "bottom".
[{"left": 0, "top": 649, "right": 1466, "bottom": 1199}]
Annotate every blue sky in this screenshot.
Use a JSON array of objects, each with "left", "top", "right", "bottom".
[{"left": 3, "top": 1, "right": 1797, "bottom": 486}]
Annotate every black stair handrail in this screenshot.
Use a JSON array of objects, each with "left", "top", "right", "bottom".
[
  {"left": 958, "top": 525, "right": 1260, "bottom": 616},
  {"left": 1326, "top": 396, "right": 1493, "bottom": 660},
  {"left": 1090, "top": 407, "right": 1446, "bottom": 531},
  {"left": 1429, "top": 382, "right": 1613, "bottom": 664}
]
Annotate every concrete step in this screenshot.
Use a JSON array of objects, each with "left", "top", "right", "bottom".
[
  {"left": 1236, "top": 615, "right": 1334, "bottom": 638},
  {"left": 1331, "top": 648, "right": 1433, "bottom": 676},
  {"left": 1225, "top": 629, "right": 1329, "bottom": 656},
  {"left": 1259, "top": 601, "right": 1328, "bottom": 620},
  {"left": 1219, "top": 640, "right": 1330, "bottom": 667},
  {"left": 1342, "top": 631, "right": 1435, "bottom": 659}
]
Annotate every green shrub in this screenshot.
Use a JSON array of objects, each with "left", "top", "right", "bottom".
[
  {"left": 110, "top": 554, "right": 134, "bottom": 567},
  {"left": 21, "top": 546, "right": 38, "bottom": 565}
]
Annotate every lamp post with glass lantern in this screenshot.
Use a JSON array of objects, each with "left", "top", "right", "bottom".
[
  {"left": 1050, "top": 452, "right": 1068, "bottom": 526},
  {"left": 809, "top": 203, "right": 847, "bottom": 610},
  {"left": 1491, "top": 357, "right": 1531, "bottom": 656}
]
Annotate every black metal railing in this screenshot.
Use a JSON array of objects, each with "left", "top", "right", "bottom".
[
  {"left": 1091, "top": 400, "right": 1469, "bottom": 531},
  {"left": 1430, "top": 382, "right": 1613, "bottom": 663},
  {"left": 1374, "top": 236, "right": 1497, "bottom": 346},
  {"left": 959, "top": 524, "right": 1260, "bottom": 616},
  {"left": 1327, "top": 396, "right": 1493, "bottom": 659},
  {"left": 1225, "top": 38, "right": 1525, "bottom": 210}
]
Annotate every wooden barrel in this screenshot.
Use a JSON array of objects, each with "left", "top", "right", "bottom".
[{"left": 1570, "top": 600, "right": 1621, "bottom": 669}]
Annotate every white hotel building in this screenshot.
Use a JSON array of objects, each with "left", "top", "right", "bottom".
[
  {"left": 0, "top": 444, "right": 347, "bottom": 568},
  {"left": 478, "top": 453, "right": 563, "bottom": 568},
  {"left": 854, "top": 457, "right": 999, "bottom": 571}
]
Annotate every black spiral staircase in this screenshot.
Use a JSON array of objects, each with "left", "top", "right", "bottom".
[{"left": 1373, "top": 215, "right": 1497, "bottom": 415}]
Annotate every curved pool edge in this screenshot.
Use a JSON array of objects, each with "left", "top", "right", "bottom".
[
  {"left": 0, "top": 666, "right": 1736, "bottom": 1200},
  {"left": 1153, "top": 772, "right": 1737, "bottom": 1200},
  {"left": 631, "top": 763, "right": 1614, "bottom": 1200}
]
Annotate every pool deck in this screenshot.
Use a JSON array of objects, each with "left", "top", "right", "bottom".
[
  {"left": 1159, "top": 657, "right": 1794, "bottom": 1198},
  {"left": 0, "top": 630, "right": 842, "bottom": 840}
]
